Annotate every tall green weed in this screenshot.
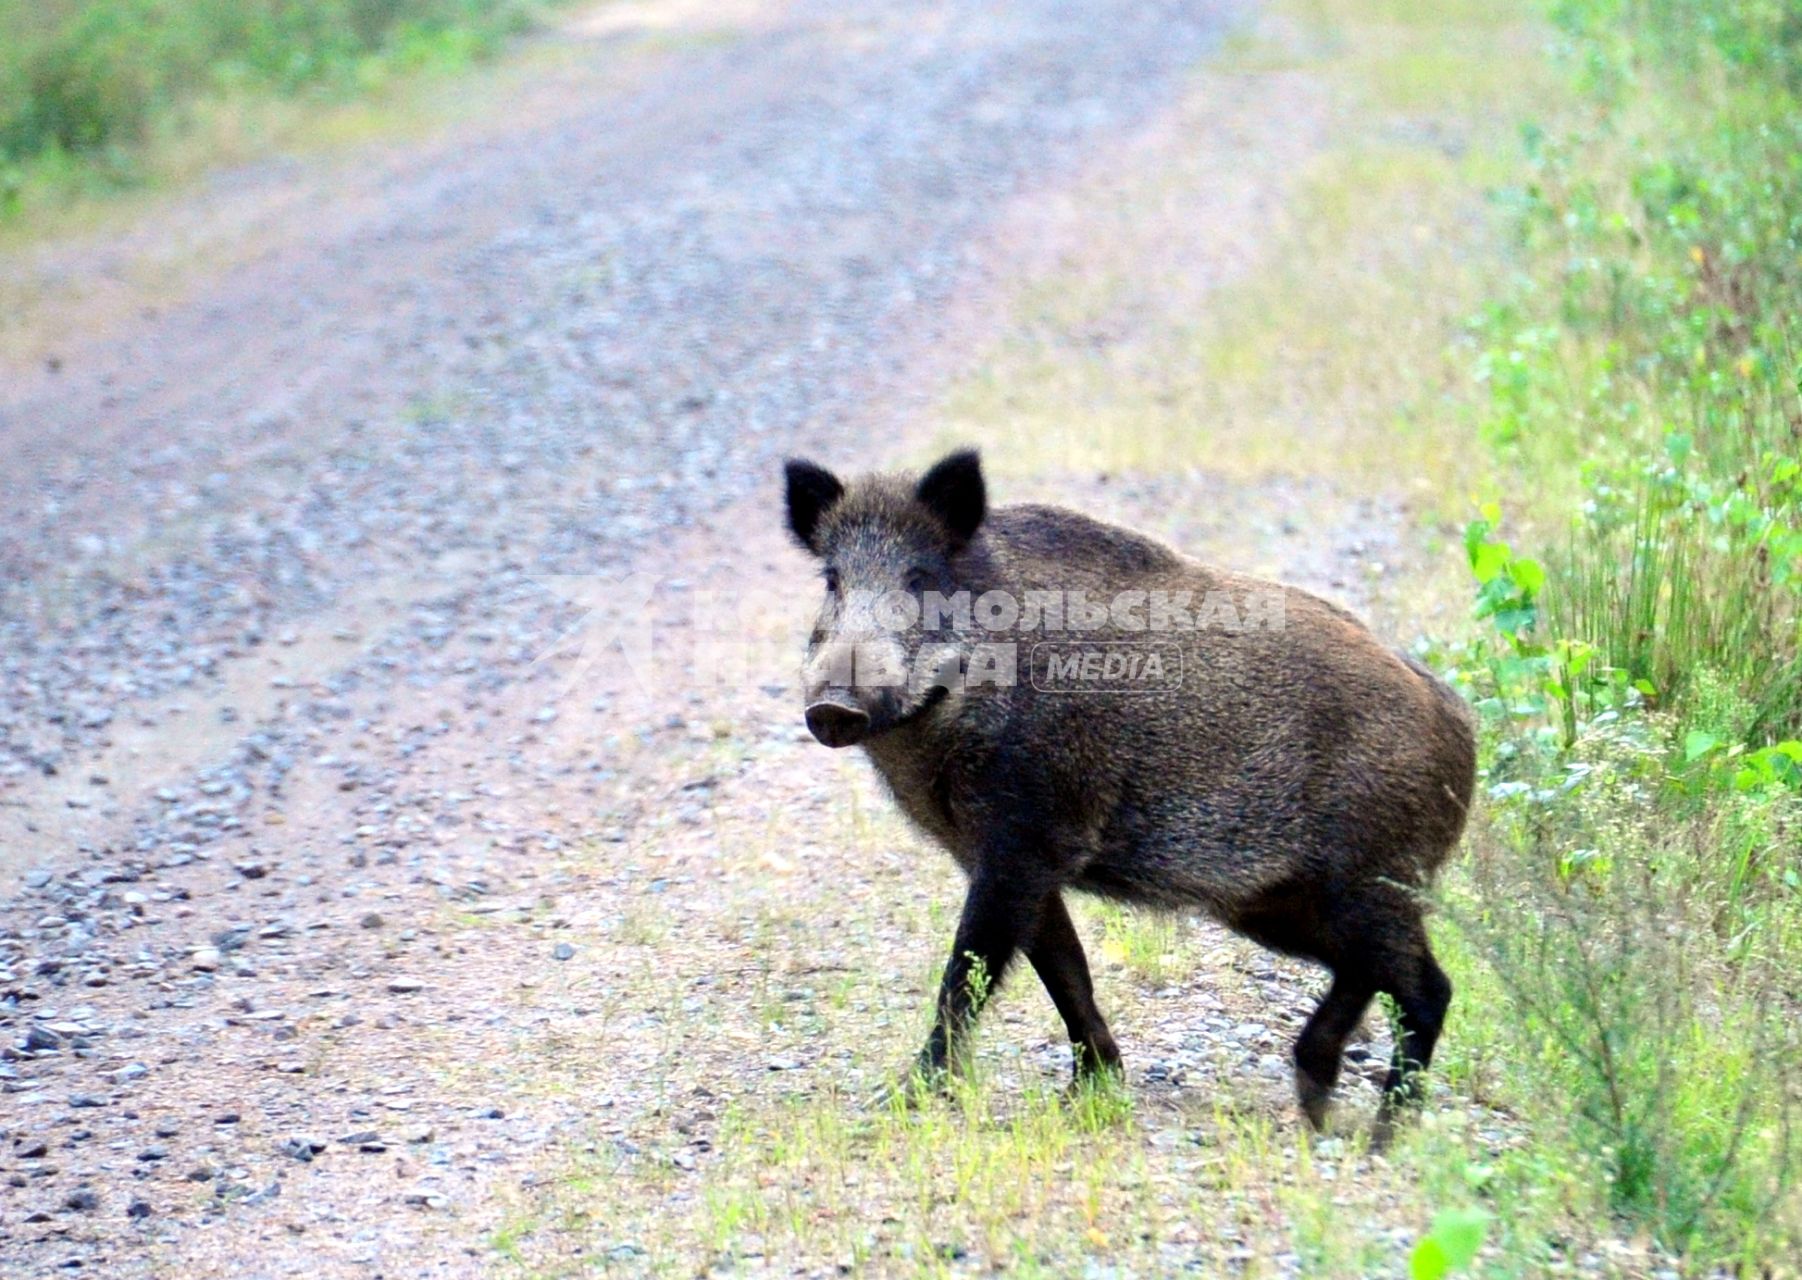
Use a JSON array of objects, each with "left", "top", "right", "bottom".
[{"left": 1443, "top": 0, "right": 1802, "bottom": 1262}]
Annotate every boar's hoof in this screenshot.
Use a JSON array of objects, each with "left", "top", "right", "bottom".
[
  {"left": 870, "top": 1064, "right": 951, "bottom": 1112},
  {"left": 1369, "top": 1083, "right": 1423, "bottom": 1150},
  {"left": 1072, "top": 1040, "right": 1124, "bottom": 1081},
  {"left": 805, "top": 701, "right": 870, "bottom": 748},
  {"left": 1063, "top": 1065, "right": 1126, "bottom": 1109},
  {"left": 1296, "top": 1073, "right": 1334, "bottom": 1133}
]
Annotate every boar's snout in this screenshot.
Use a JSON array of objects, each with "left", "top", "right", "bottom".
[
  {"left": 800, "top": 633, "right": 907, "bottom": 746},
  {"left": 804, "top": 700, "right": 870, "bottom": 749}
]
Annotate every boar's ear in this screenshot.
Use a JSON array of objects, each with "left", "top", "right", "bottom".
[
  {"left": 784, "top": 459, "right": 844, "bottom": 554},
  {"left": 915, "top": 448, "right": 986, "bottom": 548}
]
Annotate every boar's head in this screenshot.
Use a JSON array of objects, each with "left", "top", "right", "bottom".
[{"left": 783, "top": 449, "right": 987, "bottom": 748}]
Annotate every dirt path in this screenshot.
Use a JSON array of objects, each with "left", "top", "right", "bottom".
[{"left": 0, "top": 1, "right": 1444, "bottom": 1274}]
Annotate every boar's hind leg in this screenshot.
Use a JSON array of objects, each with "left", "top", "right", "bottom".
[
  {"left": 1270, "top": 893, "right": 1450, "bottom": 1133},
  {"left": 1374, "top": 925, "right": 1453, "bottom": 1121},
  {"left": 1293, "top": 971, "right": 1377, "bottom": 1130},
  {"left": 1026, "top": 892, "right": 1122, "bottom": 1081}
]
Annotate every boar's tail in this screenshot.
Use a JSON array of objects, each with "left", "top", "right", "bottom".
[
  {"left": 1398, "top": 651, "right": 1479, "bottom": 867},
  {"left": 1400, "top": 653, "right": 1475, "bottom": 728}
]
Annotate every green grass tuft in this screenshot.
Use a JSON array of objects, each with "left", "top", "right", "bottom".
[{"left": 0, "top": 0, "right": 549, "bottom": 219}]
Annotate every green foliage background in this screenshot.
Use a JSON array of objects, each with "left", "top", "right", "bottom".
[
  {"left": 0, "top": 0, "right": 537, "bottom": 181},
  {"left": 1440, "top": 0, "right": 1802, "bottom": 1263}
]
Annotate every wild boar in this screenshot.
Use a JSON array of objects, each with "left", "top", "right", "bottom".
[{"left": 784, "top": 449, "right": 1475, "bottom": 1131}]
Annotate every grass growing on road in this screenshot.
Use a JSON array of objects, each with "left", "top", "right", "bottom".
[
  {"left": 942, "top": 0, "right": 1551, "bottom": 524},
  {"left": 483, "top": 4, "right": 1634, "bottom": 1274},
  {"left": 485, "top": 783, "right": 1453, "bottom": 1278}
]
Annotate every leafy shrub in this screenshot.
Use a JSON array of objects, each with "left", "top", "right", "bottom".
[
  {"left": 0, "top": 0, "right": 538, "bottom": 173},
  {"left": 1470, "top": 0, "right": 1802, "bottom": 738},
  {"left": 1444, "top": 0, "right": 1802, "bottom": 1262},
  {"left": 1457, "top": 712, "right": 1801, "bottom": 1253},
  {"left": 1409, "top": 1207, "right": 1487, "bottom": 1280}
]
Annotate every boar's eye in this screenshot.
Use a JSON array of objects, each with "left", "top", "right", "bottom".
[
  {"left": 822, "top": 567, "right": 842, "bottom": 595},
  {"left": 904, "top": 567, "right": 933, "bottom": 595}
]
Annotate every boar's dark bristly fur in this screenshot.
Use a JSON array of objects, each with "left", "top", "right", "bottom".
[{"left": 784, "top": 449, "right": 1477, "bottom": 1134}]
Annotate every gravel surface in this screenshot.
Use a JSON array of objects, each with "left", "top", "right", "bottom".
[{"left": 0, "top": 0, "right": 1470, "bottom": 1274}]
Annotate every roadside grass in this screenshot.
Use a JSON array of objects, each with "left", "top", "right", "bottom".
[
  {"left": 1425, "top": 0, "right": 1802, "bottom": 1263},
  {"left": 938, "top": 0, "right": 1553, "bottom": 518},
  {"left": 0, "top": 0, "right": 557, "bottom": 227},
  {"left": 0, "top": 34, "right": 569, "bottom": 257}
]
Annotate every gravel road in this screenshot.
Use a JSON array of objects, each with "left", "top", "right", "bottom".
[{"left": 0, "top": 1, "right": 1437, "bottom": 1273}]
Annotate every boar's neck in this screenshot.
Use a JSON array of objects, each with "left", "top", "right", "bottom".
[{"left": 860, "top": 692, "right": 1009, "bottom": 871}]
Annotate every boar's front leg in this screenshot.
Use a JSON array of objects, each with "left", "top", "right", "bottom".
[
  {"left": 1026, "top": 892, "right": 1122, "bottom": 1081},
  {"left": 914, "top": 858, "right": 1055, "bottom": 1082}
]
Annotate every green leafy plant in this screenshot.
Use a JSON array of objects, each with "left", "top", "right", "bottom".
[
  {"left": 1464, "top": 503, "right": 1621, "bottom": 749},
  {"left": 0, "top": 0, "right": 546, "bottom": 215},
  {"left": 1408, "top": 1207, "right": 1488, "bottom": 1280},
  {"left": 1442, "top": 2, "right": 1802, "bottom": 1263}
]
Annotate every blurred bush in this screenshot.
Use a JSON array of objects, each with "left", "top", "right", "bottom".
[
  {"left": 0, "top": 0, "right": 536, "bottom": 174},
  {"left": 1437, "top": 0, "right": 1802, "bottom": 1262}
]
